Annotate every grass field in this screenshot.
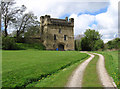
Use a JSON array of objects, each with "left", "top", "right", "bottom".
[
  {"left": 27, "top": 55, "right": 89, "bottom": 87},
  {"left": 96, "top": 51, "right": 119, "bottom": 88},
  {"left": 2, "top": 50, "right": 89, "bottom": 88},
  {"left": 82, "top": 55, "right": 102, "bottom": 87}
]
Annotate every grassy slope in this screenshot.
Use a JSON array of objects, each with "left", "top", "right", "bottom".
[
  {"left": 82, "top": 55, "right": 102, "bottom": 87},
  {"left": 2, "top": 50, "right": 88, "bottom": 87},
  {"left": 96, "top": 51, "right": 119, "bottom": 88}
]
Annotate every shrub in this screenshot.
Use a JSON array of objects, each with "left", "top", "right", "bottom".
[
  {"left": 2, "top": 37, "right": 17, "bottom": 50},
  {"left": 16, "top": 43, "right": 26, "bottom": 50},
  {"left": 32, "top": 43, "right": 45, "bottom": 50},
  {"left": 2, "top": 37, "right": 45, "bottom": 50},
  {"left": 2, "top": 37, "right": 24, "bottom": 50},
  {"left": 16, "top": 43, "right": 45, "bottom": 50},
  {"left": 75, "top": 40, "right": 82, "bottom": 51},
  {"left": 106, "top": 38, "right": 120, "bottom": 50}
]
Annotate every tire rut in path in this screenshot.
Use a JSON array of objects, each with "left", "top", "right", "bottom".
[{"left": 66, "top": 52, "right": 94, "bottom": 87}]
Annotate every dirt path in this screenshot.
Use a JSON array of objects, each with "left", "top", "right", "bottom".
[
  {"left": 66, "top": 52, "right": 117, "bottom": 88},
  {"left": 66, "top": 52, "right": 94, "bottom": 87},
  {"left": 94, "top": 53, "right": 117, "bottom": 88}
]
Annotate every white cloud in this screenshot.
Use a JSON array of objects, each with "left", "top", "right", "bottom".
[
  {"left": 95, "top": 0, "right": 119, "bottom": 43},
  {"left": 11, "top": 0, "right": 118, "bottom": 43},
  {"left": 15, "top": 0, "right": 109, "bottom": 18},
  {"left": 69, "top": 0, "right": 119, "bottom": 43},
  {"left": 69, "top": 14, "right": 95, "bottom": 36},
  {"left": 104, "top": 39, "right": 113, "bottom": 43}
]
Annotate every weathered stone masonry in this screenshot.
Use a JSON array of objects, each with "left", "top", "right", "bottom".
[{"left": 40, "top": 15, "right": 74, "bottom": 50}]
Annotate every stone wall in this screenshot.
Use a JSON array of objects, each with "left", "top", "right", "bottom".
[{"left": 40, "top": 15, "right": 74, "bottom": 50}]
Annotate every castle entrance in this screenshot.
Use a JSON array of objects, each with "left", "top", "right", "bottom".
[{"left": 58, "top": 44, "right": 64, "bottom": 51}]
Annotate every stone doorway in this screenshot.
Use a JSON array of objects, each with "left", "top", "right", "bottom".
[{"left": 58, "top": 44, "right": 64, "bottom": 51}]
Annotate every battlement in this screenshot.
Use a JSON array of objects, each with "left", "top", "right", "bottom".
[{"left": 40, "top": 15, "right": 74, "bottom": 26}]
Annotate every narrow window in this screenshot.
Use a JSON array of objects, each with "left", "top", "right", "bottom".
[
  {"left": 64, "top": 35, "right": 67, "bottom": 41},
  {"left": 54, "top": 34, "right": 56, "bottom": 40},
  {"left": 41, "top": 29, "right": 43, "bottom": 34},
  {"left": 59, "top": 28, "right": 61, "bottom": 33}
]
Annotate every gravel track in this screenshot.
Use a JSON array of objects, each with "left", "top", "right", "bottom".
[
  {"left": 66, "top": 52, "right": 117, "bottom": 88},
  {"left": 94, "top": 53, "right": 117, "bottom": 89},
  {"left": 66, "top": 52, "right": 94, "bottom": 87}
]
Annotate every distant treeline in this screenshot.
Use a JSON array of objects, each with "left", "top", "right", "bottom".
[
  {"left": 75, "top": 29, "right": 120, "bottom": 51},
  {"left": 104, "top": 38, "right": 120, "bottom": 50}
]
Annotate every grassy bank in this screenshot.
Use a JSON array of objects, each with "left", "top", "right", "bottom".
[
  {"left": 2, "top": 50, "right": 89, "bottom": 88},
  {"left": 82, "top": 55, "right": 102, "bottom": 87}
]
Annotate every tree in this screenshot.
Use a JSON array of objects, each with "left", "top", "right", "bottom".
[
  {"left": 14, "top": 12, "right": 39, "bottom": 38},
  {"left": 1, "top": 0, "right": 26, "bottom": 37},
  {"left": 113, "top": 38, "right": 120, "bottom": 49},
  {"left": 75, "top": 39, "right": 82, "bottom": 51},
  {"left": 93, "top": 39, "right": 104, "bottom": 50},
  {"left": 24, "top": 25, "right": 40, "bottom": 37},
  {"left": 81, "top": 29, "right": 104, "bottom": 51},
  {"left": 106, "top": 38, "right": 120, "bottom": 50}
]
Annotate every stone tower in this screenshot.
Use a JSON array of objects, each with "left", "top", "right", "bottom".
[{"left": 40, "top": 15, "right": 74, "bottom": 50}]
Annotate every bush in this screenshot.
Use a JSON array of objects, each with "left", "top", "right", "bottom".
[
  {"left": 106, "top": 38, "right": 120, "bottom": 50},
  {"left": 16, "top": 43, "right": 26, "bottom": 50},
  {"left": 2, "top": 37, "right": 45, "bottom": 50},
  {"left": 16, "top": 43, "right": 46, "bottom": 50},
  {"left": 2, "top": 37, "right": 24, "bottom": 50},
  {"left": 32, "top": 43, "right": 45, "bottom": 50},
  {"left": 2, "top": 37, "right": 16, "bottom": 50},
  {"left": 75, "top": 40, "right": 82, "bottom": 51}
]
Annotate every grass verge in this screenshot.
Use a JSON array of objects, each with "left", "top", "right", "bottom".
[{"left": 82, "top": 55, "right": 102, "bottom": 87}]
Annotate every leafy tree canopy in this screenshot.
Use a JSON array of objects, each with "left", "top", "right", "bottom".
[{"left": 81, "top": 29, "right": 104, "bottom": 51}]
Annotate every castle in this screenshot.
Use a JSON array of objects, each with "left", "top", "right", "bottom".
[{"left": 40, "top": 15, "right": 74, "bottom": 50}]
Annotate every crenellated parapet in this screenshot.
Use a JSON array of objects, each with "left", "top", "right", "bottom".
[{"left": 40, "top": 15, "right": 74, "bottom": 27}]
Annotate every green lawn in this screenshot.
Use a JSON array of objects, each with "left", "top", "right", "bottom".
[
  {"left": 96, "top": 51, "right": 119, "bottom": 88},
  {"left": 82, "top": 55, "right": 102, "bottom": 87},
  {"left": 2, "top": 50, "right": 89, "bottom": 88},
  {"left": 27, "top": 55, "right": 88, "bottom": 87}
]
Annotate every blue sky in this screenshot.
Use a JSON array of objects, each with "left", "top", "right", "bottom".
[
  {"left": 1, "top": 23, "right": 4, "bottom": 30},
  {"left": 78, "top": 6, "right": 108, "bottom": 16},
  {"left": 60, "top": 6, "right": 108, "bottom": 19},
  {"left": 60, "top": 6, "right": 108, "bottom": 28}
]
